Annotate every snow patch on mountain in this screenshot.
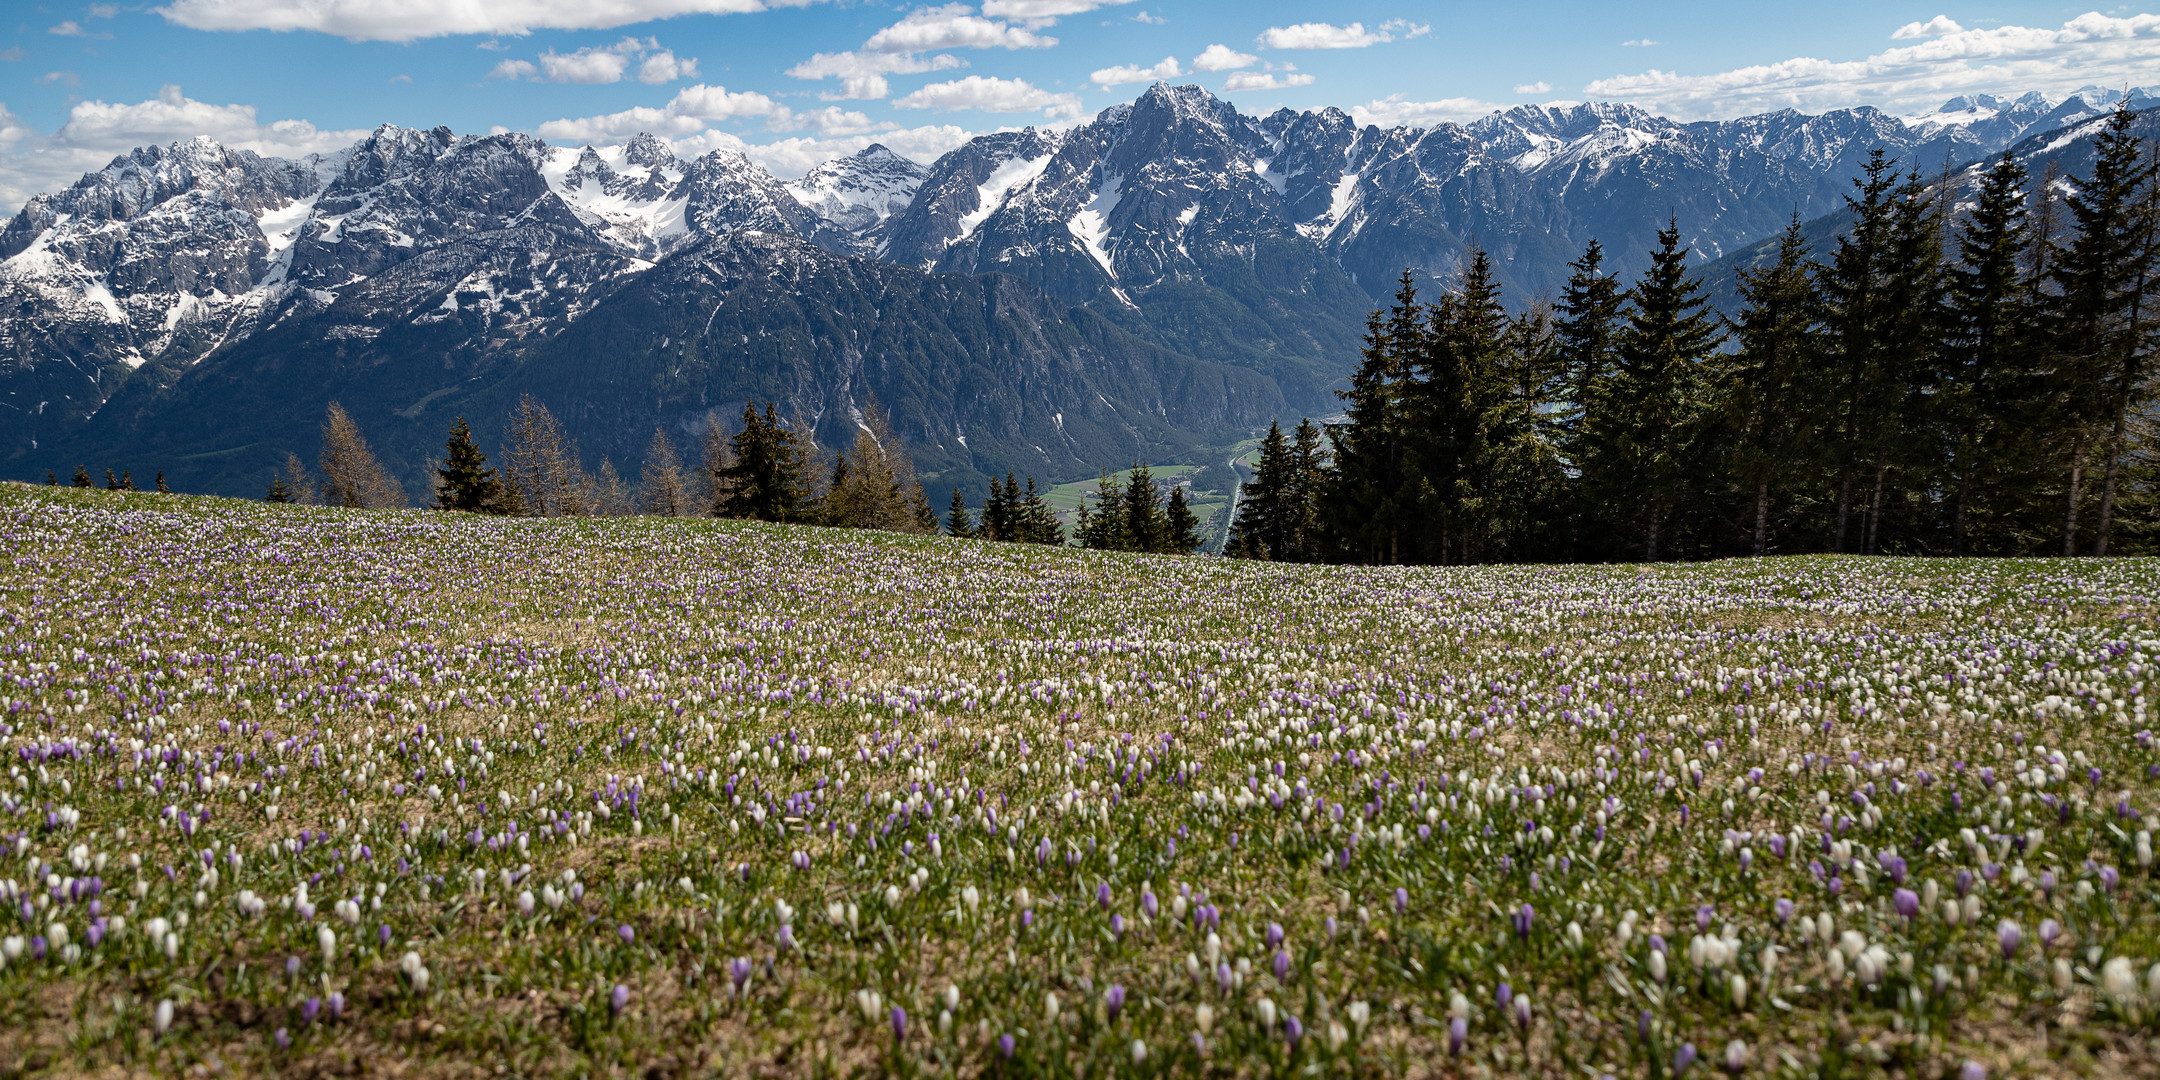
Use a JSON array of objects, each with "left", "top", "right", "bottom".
[
  {"left": 956, "top": 152, "right": 1055, "bottom": 248},
  {"left": 1067, "top": 173, "right": 1123, "bottom": 277}
]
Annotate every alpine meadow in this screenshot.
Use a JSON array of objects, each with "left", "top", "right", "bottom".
[{"left": 12, "top": 2, "right": 2160, "bottom": 1077}]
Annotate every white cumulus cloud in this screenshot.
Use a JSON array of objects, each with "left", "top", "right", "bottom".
[
  {"left": 979, "top": 0, "right": 1134, "bottom": 19},
  {"left": 1892, "top": 15, "right": 1964, "bottom": 40},
  {"left": 0, "top": 84, "right": 369, "bottom": 214},
  {"left": 893, "top": 74, "right": 1081, "bottom": 117},
  {"left": 863, "top": 4, "right": 1055, "bottom": 52},
  {"left": 487, "top": 58, "right": 538, "bottom": 79},
  {"left": 1191, "top": 43, "right": 1256, "bottom": 71},
  {"left": 1513, "top": 80, "right": 1551, "bottom": 95},
  {"left": 1350, "top": 93, "right": 1509, "bottom": 128},
  {"left": 489, "top": 37, "right": 698, "bottom": 85},
  {"left": 537, "top": 82, "right": 882, "bottom": 142},
  {"left": 1091, "top": 56, "right": 1179, "bottom": 86},
  {"left": 1223, "top": 71, "right": 1315, "bottom": 92},
  {"left": 539, "top": 43, "right": 636, "bottom": 83},
  {"left": 639, "top": 50, "right": 698, "bottom": 83},
  {"left": 154, "top": 0, "right": 820, "bottom": 42},
  {"left": 1584, "top": 12, "right": 2160, "bottom": 120},
  {"left": 1257, "top": 19, "right": 1423, "bottom": 51}
]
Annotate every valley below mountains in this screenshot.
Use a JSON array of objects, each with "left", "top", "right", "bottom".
[{"left": 0, "top": 82, "right": 2147, "bottom": 499}]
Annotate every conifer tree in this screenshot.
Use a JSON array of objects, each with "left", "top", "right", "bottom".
[
  {"left": 154, "top": 471, "right": 170, "bottom": 494},
  {"left": 1721, "top": 216, "right": 1823, "bottom": 555},
  {"left": 1819, "top": 150, "right": 1904, "bottom": 552},
  {"left": 638, "top": 428, "right": 693, "bottom": 516},
  {"left": 1944, "top": 153, "right": 2041, "bottom": 554},
  {"left": 1326, "top": 287, "right": 1415, "bottom": 564},
  {"left": 1122, "top": 465, "right": 1167, "bottom": 553},
  {"left": 1596, "top": 221, "right": 1723, "bottom": 560},
  {"left": 1019, "top": 478, "right": 1063, "bottom": 544},
  {"left": 266, "top": 475, "right": 294, "bottom": 503},
  {"left": 1075, "top": 471, "right": 1128, "bottom": 550},
  {"left": 501, "top": 395, "right": 586, "bottom": 517},
  {"left": 434, "top": 417, "right": 510, "bottom": 513},
  {"left": 71, "top": 466, "right": 91, "bottom": 488},
  {"left": 104, "top": 469, "right": 120, "bottom": 491},
  {"left": 717, "top": 404, "right": 808, "bottom": 522},
  {"left": 1163, "top": 485, "right": 1202, "bottom": 554},
  {"left": 945, "top": 488, "right": 977, "bottom": 538},
  {"left": 319, "top": 402, "right": 407, "bottom": 509},
  {"left": 2049, "top": 99, "right": 2158, "bottom": 556},
  {"left": 1229, "top": 422, "right": 1292, "bottom": 560},
  {"left": 43, "top": 470, "right": 55, "bottom": 486}
]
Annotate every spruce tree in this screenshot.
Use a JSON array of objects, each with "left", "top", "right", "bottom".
[
  {"left": 1602, "top": 221, "right": 1723, "bottom": 560},
  {"left": 1325, "top": 285, "right": 1415, "bottom": 564},
  {"left": 1414, "top": 250, "right": 1509, "bottom": 563},
  {"left": 104, "top": 469, "right": 120, "bottom": 490},
  {"left": 43, "top": 470, "right": 55, "bottom": 486},
  {"left": 266, "top": 476, "right": 294, "bottom": 503},
  {"left": 434, "top": 417, "right": 509, "bottom": 513},
  {"left": 2049, "top": 99, "right": 2158, "bottom": 556},
  {"left": 1285, "top": 419, "right": 1326, "bottom": 562},
  {"left": 945, "top": 488, "right": 977, "bottom": 538},
  {"left": 71, "top": 466, "right": 91, "bottom": 488},
  {"left": 1819, "top": 150, "right": 1903, "bottom": 552},
  {"left": 1123, "top": 465, "right": 1167, "bottom": 553},
  {"left": 1230, "top": 422, "right": 1291, "bottom": 560},
  {"left": 1164, "top": 486, "right": 1202, "bottom": 554},
  {"left": 1945, "top": 153, "right": 2041, "bottom": 554},
  {"left": 718, "top": 404, "right": 808, "bottom": 522},
  {"left": 1721, "top": 216, "right": 1823, "bottom": 556},
  {"left": 1020, "top": 478, "right": 1063, "bottom": 544},
  {"left": 1075, "top": 471, "right": 1128, "bottom": 550},
  {"left": 154, "top": 471, "right": 170, "bottom": 494}
]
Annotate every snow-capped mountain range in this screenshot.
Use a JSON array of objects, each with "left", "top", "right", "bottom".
[{"left": 0, "top": 83, "right": 2146, "bottom": 496}]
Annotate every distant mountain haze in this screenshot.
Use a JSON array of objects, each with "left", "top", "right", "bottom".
[{"left": 0, "top": 83, "right": 2146, "bottom": 498}]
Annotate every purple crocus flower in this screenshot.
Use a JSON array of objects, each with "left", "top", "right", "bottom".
[
  {"left": 890, "top": 1006, "right": 907, "bottom": 1041},
  {"left": 1893, "top": 888, "right": 1919, "bottom": 919},
  {"left": 1774, "top": 898, "right": 1794, "bottom": 923},
  {"left": 1284, "top": 1016, "right": 1303, "bottom": 1047},
  {"left": 1448, "top": 1016, "right": 1466, "bottom": 1056},
  {"left": 611, "top": 984, "right": 629, "bottom": 1016},
  {"left": 617, "top": 924, "right": 635, "bottom": 945},
  {"left": 1105, "top": 984, "right": 1125, "bottom": 1022},
  {"left": 999, "top": 1034, "right": 1015, "bottom": 1059},
  {"left": 2038, "top": 919, "right": 2060, "bottom": 948},
  {"left": 1674, "top": 1042, "right": 1699, "bottom": 1075},
  {"left": 301, "top": 998, "right": 320, "bottom": 1025},
  {"left": 1998, "top": 920, "right": 2021, "bottom": 959},
  {"left": 1273, "top": 950, "right": 1290, "bottom": 981}
]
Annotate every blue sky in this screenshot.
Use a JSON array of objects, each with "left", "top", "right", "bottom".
[{"left": 4, "top": 2, "right": 2160, "bottom": 209}]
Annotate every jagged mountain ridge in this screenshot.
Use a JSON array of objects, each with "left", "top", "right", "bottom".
[{"left": 0, "top": 82, "right": 2144, "bottom": 497}]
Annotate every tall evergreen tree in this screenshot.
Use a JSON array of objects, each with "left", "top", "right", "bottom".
[
  {"left": 1721, "top": 216, "right": 1824, "bottom": 555},
  {"left": 1593, "top": 221, "right": 1724, "bottom": 560},
  {"left": 434, "top": 417, "right": 510, "bottom": 513},
  {"left": 71, "top": 466, "right": 91, "bottom": 488},
  {"left": 1943, "top": 153, "right": 2041, "bottom": 554},
  {"left": 717, "top": 404, "right": 808, "bottom": 522},
  {"left": 1018, "top": 478, "right": 1064, "bottom": 544},
  {"left": 1818, "top": 150, "right": 1905, "bottom": 552},
  {"left": 1122, "top": 465, "right": 1167, "bottom": 553},
  {"left": 1163, "top": 486, "right": 1202, "bottom": 555},
  {"left": 1075, "top": 471, "right": 1128, "bottom": 550},
  {"left": 945, "top": 487, "right": 977, "bottom": 538},
  {"left": 2049, "top": 99, "right": 2158, "bottom": 556},
  {"left": 1325, "top": 283, "right": 1416, "bottom": 564},
  {"left": 1229, "top": 422, "right": 1292, "bottom": 560}
]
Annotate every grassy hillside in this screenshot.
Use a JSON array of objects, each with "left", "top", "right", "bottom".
[{"left": 0, "top": 485, "right": 2156, "bottom": 1077}]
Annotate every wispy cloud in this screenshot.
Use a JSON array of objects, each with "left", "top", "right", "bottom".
[
  {"left": 1586, "top": 12, "right": 2160, "bottom": 119},
  {"left": 154, "top": 0, "right": 823, "bottom": 43}
]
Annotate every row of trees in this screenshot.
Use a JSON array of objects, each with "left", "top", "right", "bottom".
[
  {"left": 276, "top": 395, "right": 949, "bottom": 535},
  {"left": 47, "top": 466, "right": 171, "bottom": 493},
  {"left": 1233, "top": 102, "right": 2160, "bottom": 563}
]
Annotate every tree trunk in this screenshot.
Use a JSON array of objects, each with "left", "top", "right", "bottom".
[
  {"left": 1864, "top": 465, "right": 1887, "bottom": 555},
  {"left": 2063, "top": 435, "right": 2087, "bottom": 557},
  {"left": 1645, "top": 503, "right": 1662, "bottom": 562},
  {"left": 1953, "top": 473, "right": 1970, "bottom": 558},
  {"left": 2096, "top": 412, "right": 2127, "bottom": 557},
  {"left": 1751, "top": 476, "right": 1769, "bottom": 557},
  {"left": 1833, "top": 467, "right": 1853, "bottom": 553}
]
